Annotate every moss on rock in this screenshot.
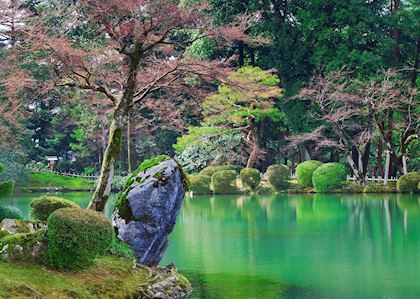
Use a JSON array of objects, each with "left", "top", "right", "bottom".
[{"left": 0, "top": 230, "right": 47, "bottom": 262}]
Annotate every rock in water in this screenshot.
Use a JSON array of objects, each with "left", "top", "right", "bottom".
[{"left": 112, "top": 157, "right": 188, "bottom": 266}]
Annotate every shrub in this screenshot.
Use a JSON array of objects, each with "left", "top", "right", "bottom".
[
  {"left": 0, "top": 205, "right": 23, "bottom": 222},
  {"left": 200, "top": 165, "right": 242, "bottom": 177},
  {"left": 265, "top": 165, "right": 289, "bottom": 191},
  {"left": 188, "top": 174, "right": 212, "bottom": 195},
  {"left": 312, "top": 163, "right": 347, "bottom": 192},
  {"left": 46, "top": 208, "right": 114, "bottom": 269},
  {"left": 397, "top": 172, "right": 420, "bottom": 193},
  {"left": 240, "top": 168, "right": 261, "bottom": 191},
  {"left": 211, "top": 170, "right": 239, "bottom": 194},
  {"left": 0, "top": 180, "right": 14, "bottom": 199},
  {"left": 108, "top": 236, "right": 136, "bottom": 260},
  {"left": 295, "top": 160, "right": 323, "bottom": 187},
  {"left": 30, "top": 196, "right": 80, "bottom": 221}
]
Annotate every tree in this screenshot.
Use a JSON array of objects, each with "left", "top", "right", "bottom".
[
  {"left": 201, "top": 66, "right": 284, "bottom": 168},
  {"left": 1, "top": 0, "right": 262, "bottom": 211}
]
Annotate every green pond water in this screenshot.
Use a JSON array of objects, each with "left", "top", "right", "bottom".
[{"left": 5, "top": 193, "right": 420, "bottom": 298}]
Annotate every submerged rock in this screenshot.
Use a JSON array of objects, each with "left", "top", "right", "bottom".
[{"left": 112, "top": 157, "right": 188, "bottom": 266}]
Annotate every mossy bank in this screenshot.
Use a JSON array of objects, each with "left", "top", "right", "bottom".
[{"left": 0, "top": 256, "right": 192, "bottom": 298}]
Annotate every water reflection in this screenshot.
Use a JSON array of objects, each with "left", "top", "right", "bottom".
[{"left": 163, "top": 194, "right": 420, "bottom": 299}]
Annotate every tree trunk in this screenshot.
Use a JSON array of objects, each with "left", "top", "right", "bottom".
[
  {"left": 89, "top": 47, "right": 142, "bottom": 211},
  {"left": 378, "top": 140, "right": 384, "bottom": 177},
  {"left": 412, "top": 37, "right": 420, "bottom": 86},
  {"left": 346, "top": 154, "right": 365, "bottom": 184},
  {"left": 384, "top": 150, "right": 391, "bottom": 185},
  {"left": 402, "top": 154, "right": 408, "bottom": 175},
  {"left": 127, "top": 114, "right": 133, "bottom": 173},
  {"left": 246, "top": 141, "right": 259, "bottom": 168},
  {"left": 88, "top": 118, "right": 124, "bottom": 211}
]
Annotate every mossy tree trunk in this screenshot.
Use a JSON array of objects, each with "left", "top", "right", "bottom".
[{"left": 88, "top": 49, "right": 142, "bottom": 212}]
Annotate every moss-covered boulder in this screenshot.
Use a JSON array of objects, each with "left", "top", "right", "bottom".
[
  {"left": 211, "top": 170, "right": 239, "bottom": 194},
  {"left": 0, "top": 205, "right": 23, "bottom": 222},
  {"left": 240, "top": 168, "right": 261, "bottom": 191},
  {"left": 200, "top": 165, "right": 242, "bottom": 177},
  {"left": 188, "top": 174, "right": 212, "bottom": 195},
  {"left": 397, "top": 172, "right": 420, "bottom": 193},
  {"left": 46, "top": 208, "right": 113, "bottom": 270},
  {"left": 295, "top": 160, "right": 323, "bottom": 187},
  {"left": 30, "top": 195, "right": 80, "bottom": 221},
  {"left": 113, "top": 157, "right": 188, "bottom": 266},
  {"left": 312, "top": 163, "right": 347, "bottom": 192},
  {"left": 0, "top": 219, "right": 46, "bottom": 234},
  {"left": 265, "top": 165, "right": 289, "bottom": 191},
  {"left": 0, "top": 229, "right": 47, "bottom": 262}
]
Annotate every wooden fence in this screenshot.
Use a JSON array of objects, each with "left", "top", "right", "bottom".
[{"left": 28, "top": 168, "right": 98, "bottom": 180}]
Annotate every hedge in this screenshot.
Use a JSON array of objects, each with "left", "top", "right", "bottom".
[
  {"left": 295, "top": 160, "right": 323, "bottom": 187},
  {"left": 265, "top": 165, "right": 289, "bottom": 191},
  {"left": 46, "top": 208, "right": 114, "bottom": 269},
  {"left": 397, "top": 172, "right": 420, "bottom": 193},
  {"left": 240, "top": 168, "right": 261, "bottom": 191},
  {"left": 30, "top": 196, "right": 80, "bottom": 221},
  {"left": 312, "top": 163, "right": 347, "bottom": 192},
  {"left": 211, "top": 170, "right": 239, "bottom": 194},
  {"left": 188, "top": 174, "right": 212, "bottom": 195}
]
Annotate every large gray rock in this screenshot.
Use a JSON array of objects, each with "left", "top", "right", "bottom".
[{"left": 112, "top": 158, "right": 188, "bottom": 266}]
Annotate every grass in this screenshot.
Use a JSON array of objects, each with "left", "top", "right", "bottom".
[
  {"left": 19, "top": 172, "right": 95, "bottom": 192},
  {"left": 0, "top": 256, "right": 146, "bottom": 298}
]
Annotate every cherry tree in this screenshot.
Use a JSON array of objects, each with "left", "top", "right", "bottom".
[{"left": 0, "top": 0, "right": 264, "bottom": 210}]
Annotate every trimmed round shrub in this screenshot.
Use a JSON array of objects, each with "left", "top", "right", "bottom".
[
  {"left": 30, "top": 196, "right": 80, "bottom": 221},
  {"left": 46, "top": 208, "right": 114, "bottom": 269},
  {"left": 312, "top": 163, "right": 347, "bottom": 192},
  {"left": 397, "top": 172, "right": 420, "bottom": 193},
  {"left": 265, "top": 165, "right": 289, "bottom": 191},
  {"left": 295, "top": 160, "right": 323, "bottom": 187},
  {"left": 240, "top": 168, "right": 261, "bottom": 191},
  {"left": 0, "top": 180, "right": 15, "bottom": 199},
  {"left": 211, "top": 170, "right": 239, "bottom": 194},
  {"left": 188, "top": 174, "right": 212, "bottom": 195},
  {"left": 200, "top": 165, "right": 242, "bottom": 177},
  {"left": 0, "top": 205, "right": 23, "bottom": 222}
]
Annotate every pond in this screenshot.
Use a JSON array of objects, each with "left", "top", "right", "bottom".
[{"left": 5, "top": 193, "right": 420, "bottom": 298}]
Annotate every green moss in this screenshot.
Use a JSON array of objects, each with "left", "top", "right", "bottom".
[
  {"left": 46, "top": 208, "right": 113, "bottom": 270},
  {"left": 397, "top": 172, "right": 420, "bottom": 193},
  {"left": 0, "top": 230, "right": 47, "bottom": 262},
  {"left": 188, "top": 174, "right": 212, "bottom": 195},
  {"left": 0, "top": 256, "right": 173, "bottom": 298},
  {"left": 108, "top": 236, "right": 135, "bottom": 260},
  {"left": 240, "top": 168, "right": 261, "bottom": 191},
  {"left": 312, "top": 163, "right": 347, "bottom": 192},
  {"left": 0, "top": 230, "right": 10, "bottom": 239},
  {"left": 265, "top": 165, "right": 289, "bottom": 191},
  {"left": 295, "top": 160, "right": 323, "bottom": 187},
  {"left": 30, "top": 196, "right": 80, "bottom": 221},
  {"left": 211, "top": 170, "right": 240, "bottom": 194},
  {"left": 20, "top": 173, "right": 95, "bottom": 192}
]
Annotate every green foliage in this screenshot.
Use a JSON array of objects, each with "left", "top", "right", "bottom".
[
  {"left": 0, "top": 162, "right": 15, "bottom": 199},
  {"left": 240, "top": 168, "right": 261, "bottom": 191},
  {"left": 397, "top": 172, "right": 420, "bottom": 193},
  {"left": 211, "top": 170, "right": 239, "bottom": 194},
  {"left": 265, "top": 165, "right": 290, "bottom": 191},
  {"left": 312, "top": 163, "right": 348, "bottom": 193},
  {"left": 30, "top": 196, "right": 80, "bottom": 221},
  {"left": 46, "top": 208, "right": 114, "bottom": 270},
  {"left": 295, "top": 160, "right": 323, "bottom": 187},
  {"left": 188, "top": 174, "right": 212, "bottom": 195},
  {"left": 108, "top": 237, "right": 136, "bottom": 260},
  {"left": 174, "top": 127, "right": 224, "bottom": 154},
  {"left": 200, "top": 165, "right": 243, "bottom": 177},
  {"left": 0, "top": 205, "right": 23, "bottom": 222}
]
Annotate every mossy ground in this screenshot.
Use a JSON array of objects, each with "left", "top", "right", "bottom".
[
  {"left": 19, "top": 173, "right": 95, "bottom": 192},
  {"left": 0, "top": 256, "right": 148, "bottom": 298}
]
